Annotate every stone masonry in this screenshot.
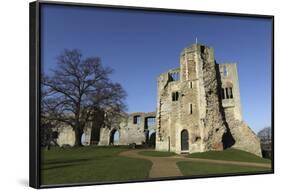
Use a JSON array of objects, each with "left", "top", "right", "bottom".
[
  {"left": 98, "top": 112, "right": 156, "bottom": 146},
  {"left": 156, "top": 44, "right": 261, "bottom": 156}
]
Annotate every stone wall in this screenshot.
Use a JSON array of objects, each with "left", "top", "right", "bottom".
[
  {"left": 219, "top": 64, "right": 262, "bottom": 156},
  {"left": 224, "top": 109, "right": 262, "bottom": 156},
  {"left": 219, "top": 64, "right": 242, "bottom": 121},
  {"left": 55, "top": 125, "right": 92, "bottom": 147},
  {"left": 157, "top": 47, "right": 193, "bottom": 153},
  {"left": 99, "top": 112, "right": 156, "bottom": 146},
  {"left": 199, "top": 46, "right": 227, "bottom": 151}
]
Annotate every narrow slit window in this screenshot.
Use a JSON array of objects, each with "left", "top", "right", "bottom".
[
  {"left": 189, "top": 104, "right": 193, "bottom": 114},
  {"left": 226, "top": 88, "right": 229, "bottom": 99},
  {"left": 133, "top": 115, "right": 141, "bottom": 124},
  {"left": 229, "top": 87, "right": 233, "bottom": 99},
  {"left": 189, "top": 81, "right": 193, "bottom": 89},
  {"left": 221, "top": 88, "right": 225, "bottom": 99},
  {"left": 172, "top": 92, "right": 179, "bottom": 101}
]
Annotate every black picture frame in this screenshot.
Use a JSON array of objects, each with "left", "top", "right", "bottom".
[{"left": 29, "top": 1, "right": 274, "bottom": 188}]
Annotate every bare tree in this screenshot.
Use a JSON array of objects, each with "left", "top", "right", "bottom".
[
  {"left": 41, "top": 49, "right": 127, "bottom": 146},
  {"left": 257, "top": 127, "right": 272, "bottom": 158},
  {"left": 257, "top": 127, "right": 271, "bottom": 144}
]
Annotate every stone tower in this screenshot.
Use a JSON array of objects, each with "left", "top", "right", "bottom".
[{"left": 156, "top": 44, "right": 261, "bottom": 156}]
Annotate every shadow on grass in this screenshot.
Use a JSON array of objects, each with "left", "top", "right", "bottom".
[
  {"left": 43, "top": 158, "right": 93, "bottom": 166},
  {"left": 41, "top": 147, "right": 153, "bottom": 185},
  {"left": 43, "top": 163, "right": 86, "bottom": 170}
]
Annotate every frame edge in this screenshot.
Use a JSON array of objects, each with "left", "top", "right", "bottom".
[{"left": 29, "top": 1, "right": 40, "bottom": 188}]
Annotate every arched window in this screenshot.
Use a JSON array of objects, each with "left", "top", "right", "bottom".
[
  {"left": 222, "top": 82, "right": 233, "bottom": 99},
  {"left": 223, "top": 88, "right": 234, "bottom": 99},
  {"left": 223, "top": 66, "right": 228, "bottom": 77},
  {"left": 109, "top": 129, "right": 120, "bottom": 145}
]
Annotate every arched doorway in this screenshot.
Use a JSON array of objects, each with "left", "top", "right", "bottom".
[
  {"left": 109, "top": 129, "right": 120, "bottom": 145},
  {"left": 149, "top": 132, "right": 156, "bottom": 147},
  {"left": 81, "top": 133, "right": 86, "bottom": 145},
  {"left": 181, "top": 129, "right": 189, "bottom": 151}
]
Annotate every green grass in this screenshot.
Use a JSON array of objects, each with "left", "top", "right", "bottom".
[
  {"left": 177, "top": 161, "right": 271, "bottom": 176},
  {"left": 41, "top": 146, "right": 152, "bottom": 185},
  {"left": 188, "top": 148, "right": 271, "bottom": 163},
  {"left": 138, "top": 150, "right": 176, "bottom": 157}
]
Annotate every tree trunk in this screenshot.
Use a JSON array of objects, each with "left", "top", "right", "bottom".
[
  {"left": 75, "top": 127, "right": 83, "bottom": 146},
  {"left": 90, "top": 110, "right": 104, "bottom": 144}
]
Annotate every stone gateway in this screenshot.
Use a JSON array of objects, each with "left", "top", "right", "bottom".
[{"left": 155, "top": 44, "right": 261, "bottom": 156}]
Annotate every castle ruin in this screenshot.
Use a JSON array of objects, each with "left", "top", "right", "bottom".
[
  {"left": 55, "top": 44, "right": 262, "bottom": 156},
  {"left": 155, "top": 43, "right": 261, "bottom": 156}
]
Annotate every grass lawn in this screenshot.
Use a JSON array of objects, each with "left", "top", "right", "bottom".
[
  {"left": 41, "top": 146, "right": 152, "bottom": 185},
  {"left": 177, "top": 161, "right": 271, "bottom": 176},
  {"left": 188, "top": 148, "right": 271, "bottom": 163},
  {"left": 138, "top": 150, "right": 176, "bottom": 157}
]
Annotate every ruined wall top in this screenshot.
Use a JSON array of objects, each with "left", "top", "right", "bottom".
[
  {"left": 180, "top": 43, "right": 214, "bottom": 56},
  {"left": 158, "top": 68, "right": 180, "bottom": 80},
  {"left": 128, "top": 112, "right": 156, "bottom": 118}
]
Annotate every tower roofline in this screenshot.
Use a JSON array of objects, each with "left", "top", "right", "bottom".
[{"left": 180, "top": 43, "right": 214, "bottom": 55}]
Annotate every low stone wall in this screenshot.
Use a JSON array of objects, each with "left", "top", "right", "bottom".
[
  {"left": 55, "top": 125, "right": 92, "bottom": 147},
  {"left": 56, "top": 126, "right": 75, "bottom": 147},
  {"left": 99, "top": 112, "right": 156, "bottom": 146},
  {"left": 98, "top": 126, "right": 147, "bottom": 146}
]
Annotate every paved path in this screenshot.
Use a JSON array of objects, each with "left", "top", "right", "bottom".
[
  {"left": 119, "top": 149, "right": 271, "bottom": 178},
  {"left": 119, "top": 149, "right": 185, "bottom": 178}
]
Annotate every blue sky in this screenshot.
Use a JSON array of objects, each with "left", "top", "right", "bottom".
[{"left": 41, "top": 4, "right": 272, "bottom": 133}]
